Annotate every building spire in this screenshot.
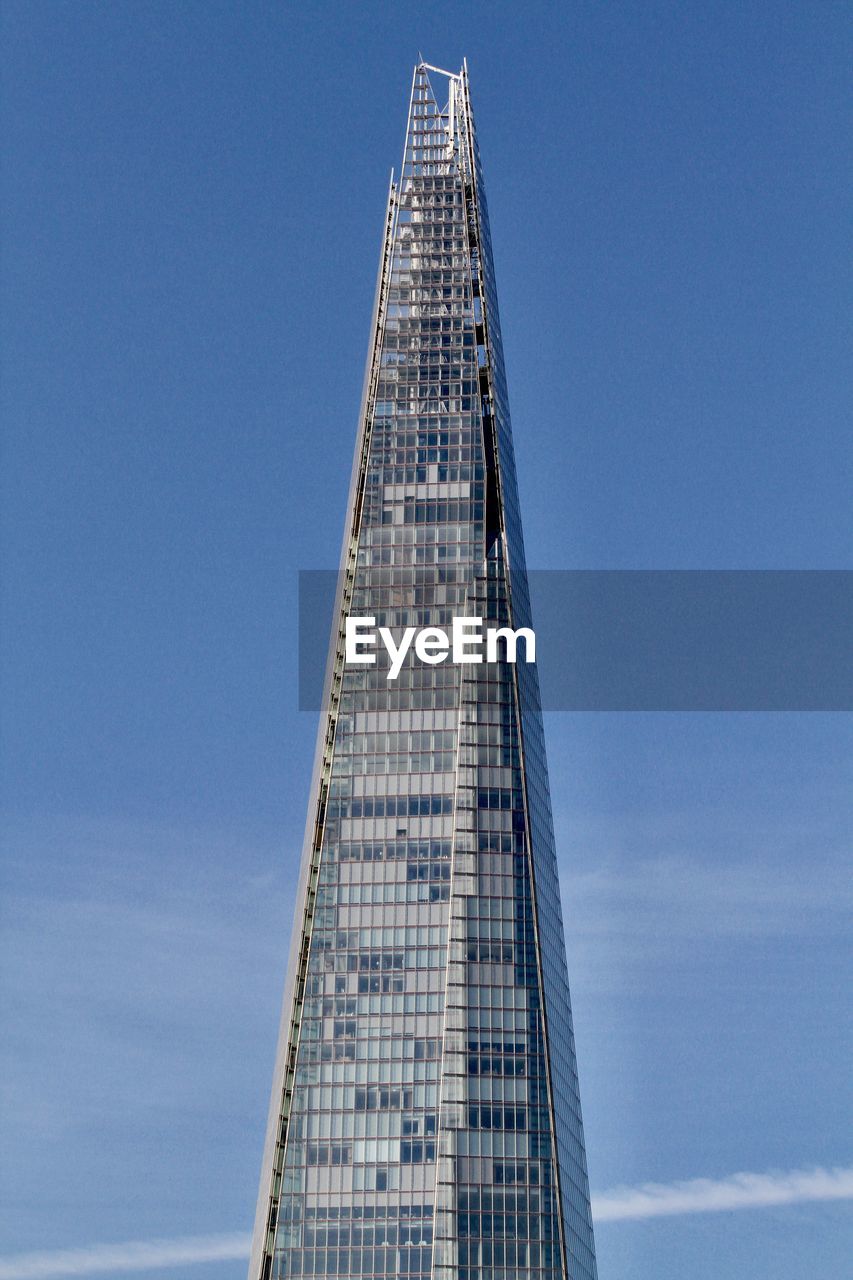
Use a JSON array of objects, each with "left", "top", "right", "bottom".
[{"left": 248, "top": 57, "right": 598, "bottom": 1280}]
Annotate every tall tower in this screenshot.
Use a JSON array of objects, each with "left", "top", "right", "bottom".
[{"left": 250, "top": 61, "right": 598, "bottom": 1280}]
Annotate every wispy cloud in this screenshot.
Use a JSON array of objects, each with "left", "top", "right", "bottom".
[
  {"left": 0, "top": 1233, "right": 252, "bottom": 1279},
  {"left": 563, "top": 852, "right": 853, "bottom": 943},
  {"left": 592, "top": 1164, "right": 853, "bottom": 1222},
  {"left": 0, "top": 1166, "right": 850, "bottom": 1277}
]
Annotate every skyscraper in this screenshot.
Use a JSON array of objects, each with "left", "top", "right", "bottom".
[{"left": 250, "top": 60, "right": 597, "bottom": 1280}]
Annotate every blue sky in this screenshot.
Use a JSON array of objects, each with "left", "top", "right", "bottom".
[{"left": 1, "top": 2, "right": 851, "bottom": 1278}]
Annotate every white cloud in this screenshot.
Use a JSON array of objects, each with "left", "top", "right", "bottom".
[
  {"left": 562, "top": 852, "right": 853, "bottom": 943},
  {"left": 591, "top": 1163, "right": 853, "bottom": 1221},
  {"left": 0, "top": 1166, "right": 850, "bottom": 1277},
  {"left": 0, "top": 1233, "right": 251, "bottom": 1279}
]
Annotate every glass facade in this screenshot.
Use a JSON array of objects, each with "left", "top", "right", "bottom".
[{"left": 250, "top": 62, "right": 597, "bottom": 1280}]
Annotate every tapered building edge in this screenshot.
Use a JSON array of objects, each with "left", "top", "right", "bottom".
[
  {"left": 249, "top": 60, "right": 597, "bottom": 1280},
  {"left": 248, "top": 171, "right": 398, "bottom": 1280}
]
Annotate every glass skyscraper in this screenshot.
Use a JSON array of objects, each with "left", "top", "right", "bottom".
[{"left": 250, "top": 61, "right": 597, "bottom": 1280}]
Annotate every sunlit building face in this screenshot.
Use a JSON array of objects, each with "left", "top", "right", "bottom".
[{"left": 249, "top": 61, "right": 598, "bottom": 1280}]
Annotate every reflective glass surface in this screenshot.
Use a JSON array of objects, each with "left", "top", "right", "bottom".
[{"left": 254, "top": 63, "right": 597, "bottom": 1280}]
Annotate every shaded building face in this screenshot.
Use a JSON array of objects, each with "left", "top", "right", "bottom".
[{"left": 251, "top": 62, "right": 597, "bottom": 1280}]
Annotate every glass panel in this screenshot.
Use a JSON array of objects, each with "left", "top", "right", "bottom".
[{"left": 259, "top": 62, "right": 597, "bottom": 1280}]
